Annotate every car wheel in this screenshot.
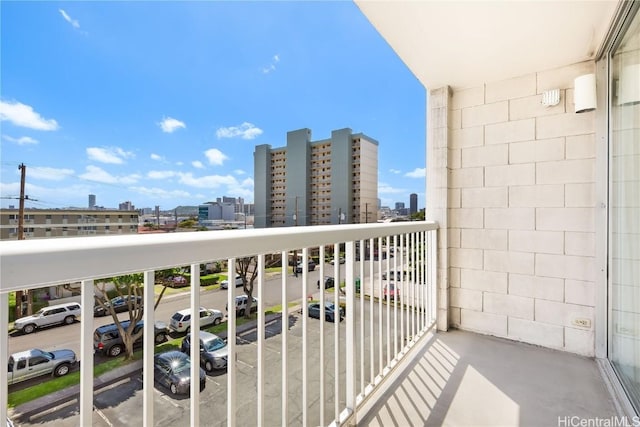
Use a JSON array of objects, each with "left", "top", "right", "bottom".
[
  {"left": 64, "top": 316, "right": 75, "bottom": 325},
  {"left": 213, "top": 317, "right": 221, "bottom": 326},
  {"left": 239, "top": 309, "right": 245, "bottom": 317},
  {"left": 205, "top": 361, "right": 214, "bottom": 372},
  {"left": 23, "top": 324, "right": 36, "bottom": 334},
  {"left": 155, "top": 332, "right": 167, "bottom": 344},
  {"left": 54, "top": 363, "right": 71, "bottom": 377},
  {"left": 108, "top": 345, "right": 123, "bottom": 357},
  {"left": 170, "top": 383, "right": 178, "bottom": 395}
]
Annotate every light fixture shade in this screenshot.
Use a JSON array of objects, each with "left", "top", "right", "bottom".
[
  {"left": 618, "top": 64, "right": 640, "bottom": 106},
  {"left": 574, "top": 73, "right": 597, "bottom": 113}
]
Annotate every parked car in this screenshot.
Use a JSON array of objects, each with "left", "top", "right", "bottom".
[
  {"left": 382, "top": 270, "right": 406, "bottom": 281},
  {"left": 93, "top": 320, "right": 168, "bottom": 357},
  {"left": 94, "top": 295, "right": 142, "bottom": 317},
  {"left": 295, "top": 260, "right": 316, "bottom": 274},
  {"left": 220, "top": 275, "right": 244, "bottom": 289},
  {"left": 317, "top": 276, "right": 335, "bottom": 289},
  {"left": 330, "top": 257, "right": 345, "bottom": 265},
  {"left": 154, "top": 350, "right": 205, "bottom": 395},
  {"left": 308, "top": 302, "right": 345, "bottom": 323},
  {"left": 384, "top": 283, "right": 400, "bottom": 300},
  {"left": 180, "top": 331, "right": 228, "bottom": 372},
  {"left": 7, "top": 417, "right": 14, "bottom": 427},
  {"left": 169, "top": 307, "right": 223, "bottom": 334},
  {"left": 8, "top": 348, "right": 76, "bottom": 385},
  {"left": 226, "top": 295, "right": 258, "bottom": 317},
  {"left": 14, "top": 302, "right": 81, "bottom": 334}
]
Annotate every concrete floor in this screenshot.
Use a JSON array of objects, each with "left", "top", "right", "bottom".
[{"left": 360, "top": 329, "right": 620, "bottom": 427}]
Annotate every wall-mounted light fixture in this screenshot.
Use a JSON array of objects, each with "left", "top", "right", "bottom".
[
  {"left": 574, "top": 73, "right": 597, "bottom": 113},
  {"left": 617, "top": 64, "right": 640, "bottom": 106}
]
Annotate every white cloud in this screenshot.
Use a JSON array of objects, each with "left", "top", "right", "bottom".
[
  {"left": 147, "top": 170, "right": 177, "bottom": 180},
  {"left": 262, "top": 54, "right": 280, "bottom": 74},
  {"left": 79, "top": 165, "right": 140, "bottom": 184},
  {"left": 216, "top": 122, "right": 263, "bottom": 140},
  {"left": 0, "top": 100, "right": 59, "bottom": 131},
  {"left": 59, "top": 9, "right": 80, "bottom": 29},
  {"left": 86, "top": 147, "right": 134, "bottom": 164},
  {"left": 224, "top": 177, "right": 254, "bottom": 200},
  {"left": 158, "top": 117, "right": 186, "bottom": 133},
  {"left": 129, "top": 186, "right": 192, "bottom": 199},
  {"left": 405, "top": 168, "right": 426, "bottom": 178},
  {"left": 175, "top": 161, "right": 184, "bottom": 166},
  {"left": 379, "top": 183, "right": 408, "bottom": 194},
  {"left": 192, "top": 160, "right": 204, "bottom": 169},
  {"left": 29, "top": 167, "right": 75, "bottom": 181},
  {"left": 2, "top": 135, "right": 39, "bottom": 145},
  {"left": 389, "top": 168, "right": 401, "bottom": 174},
  {"left": 150, "top": 153, "right": 164, "bottom": 161},
  {"left": 204, "top": 148, "right": 229, "bottom": 166},
  {"left": 234, "top": 169, "right": 246, "bottom": 175},
  {"left": 178, "top": 172, "right": 237, "bottom": 189}
]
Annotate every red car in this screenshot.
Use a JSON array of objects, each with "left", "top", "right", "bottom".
[{"left": 383, "top": 284, "right": 400, "bottom": 300}]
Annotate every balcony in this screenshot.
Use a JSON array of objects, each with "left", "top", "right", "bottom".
[{"left": 0, "top": 221, "right": 621, "bottom": 426}]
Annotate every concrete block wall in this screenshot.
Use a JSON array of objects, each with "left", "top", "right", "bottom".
[{"left": 440, "top": 60, "right": 598, "bottom": 356}]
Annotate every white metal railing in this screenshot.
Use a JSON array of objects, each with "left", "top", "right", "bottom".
[{"left": 1, "top": 221, "right": 437, "bottom": 426}]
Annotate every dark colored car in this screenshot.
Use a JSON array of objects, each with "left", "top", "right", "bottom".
[
  {"left": 317, "top": 276, "right": 335, "bottom": 289},
  {"left": 93, "top": 320, "right": 168, "bottom": 357},
  {"left": 154, "top": 351, "right": 206, "bottom": 395},
  {"left": 308, "top": 302, "right": 345, "bottom": 323},
  {"left": 384, "top": 283, "right": 400, "bottom": 300},
  {"left": 295, "top": 260, "right": 316, "bottom": 274},
  {"left": 94, "top": 295, "right": 143, "bottom": 317},
  {"left": 181, "top": 331, "right": 228, "bottom": 372}
]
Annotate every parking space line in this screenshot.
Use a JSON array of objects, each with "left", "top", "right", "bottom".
[
  {"left": 94, "top": 405, "right": 114, "bottom": 427},
  {"left": 237, "top": 358, "right": 254, "bottom": 369},
  {"left": 137, "top": 377, "right": 182, "bottom": 408},
  {"left": 206, "top": 376, "right": 221, "bottom": 386}
]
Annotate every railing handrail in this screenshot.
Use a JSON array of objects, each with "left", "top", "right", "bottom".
[{"left": 0, "top": 221, "right": 437, "bottom": 292}]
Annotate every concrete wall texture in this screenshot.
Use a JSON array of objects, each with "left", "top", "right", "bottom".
[{"left": 431, "top": 60, "right": 598, "bottom": 356}]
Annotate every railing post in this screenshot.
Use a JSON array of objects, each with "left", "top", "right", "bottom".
[
  {"left": 0, "top": 292, "right": 8, "bottom": 427},
  {"left": 80, "top": 279, "right": 94, "bottom": 427},
  {"left": 143, "top": 271, "right": 155, "bottom": 427},
  {"left": 346, "top": 240, "right": 356, "bottom": 416},
  {"left": 190, "top": 264, "right": 201, "bottom": 425},
  {"left": 257, "top": 254, "right": 265, "bottom": 427},
  {"left": 281, "top": 252, "right": 288, "bottom": 425},
  {"left": 227, "top": 258, "right": 237, "bottom": 427}
]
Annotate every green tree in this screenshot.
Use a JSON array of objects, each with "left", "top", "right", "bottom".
[{"left": 235, "top": 257, "right": 258, "bottom": 319}]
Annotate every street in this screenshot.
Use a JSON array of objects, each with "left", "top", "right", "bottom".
[{"left": 13, "top": 299, "right": 414, "bottom": 427}]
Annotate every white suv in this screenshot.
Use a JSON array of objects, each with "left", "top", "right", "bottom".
[
  {"left": 226, "top": 295, "right": 258, "bottom": 317},
  {"left": 220, "top": 275, "right": 244, "bottom": 289},
  {"left": 14, "top": 302, "right": 82, "bottom": 334},
  {"left": 169, "top": 307, "right": 223, "bottom": 334}
]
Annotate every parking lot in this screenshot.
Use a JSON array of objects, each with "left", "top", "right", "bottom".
[{"left": 14, "top": 297, "right": 413, "bottom": 427}]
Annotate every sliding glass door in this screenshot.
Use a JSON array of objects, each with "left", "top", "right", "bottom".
[{"left": 609, "top": 4, "right": 640, "bottom": 413}]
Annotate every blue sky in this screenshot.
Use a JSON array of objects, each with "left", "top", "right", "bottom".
[{"left": 1, "top": 1, "right": 425, "bottom": 212}]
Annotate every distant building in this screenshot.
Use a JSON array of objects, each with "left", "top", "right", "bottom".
[
  {"left": 0, "top": 209, "right": 139, "bottom": 240},
  {"left": 395, "top": 202, "right": 405, "bottom": 210},
  {"left": 254, "top": 127, "right": 378, "bottom": 228},
  {"left": 198, "top": 202, "right": 235, "bottom": 222},
  {"left": 119, "top": 201, "right": 135, "bottom": 211},
  {"left": 88, "top": 194, "right": 96, "bottom": 209},
  {"left": 410, "top": 193, "right": 418, "bottom": 215}
]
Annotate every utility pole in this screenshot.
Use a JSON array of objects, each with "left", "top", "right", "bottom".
[
  {"left": 16, "top": 163, "right": 33, "bottom": 316},
  {"left": 365, "top": 203, "right": 369, "bottom": 224}
]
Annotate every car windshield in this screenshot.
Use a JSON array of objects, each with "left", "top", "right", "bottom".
[
  {"left": 203, "top": 337, "right": 225, "bottom": 352},
  {"left": 171, "top": 313, "right": 183, "bottom": 321},
  {"left": 168, "top": 357, "right": 190, "bottom": 373}
]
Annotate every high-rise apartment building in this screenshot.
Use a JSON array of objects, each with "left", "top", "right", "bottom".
[
  {"left": 254, "top": 128, "right": 378, "bottom": 228},
  {"left": 88, "top": 194, "right": 96, "bottom": 209},
  {"left": 410, "top": 193, "right": 418, "bottom": 215}
]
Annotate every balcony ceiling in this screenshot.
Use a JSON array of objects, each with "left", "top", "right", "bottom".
[{"left": 355, "top": 1, "right": 620, "bottom": 90}]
